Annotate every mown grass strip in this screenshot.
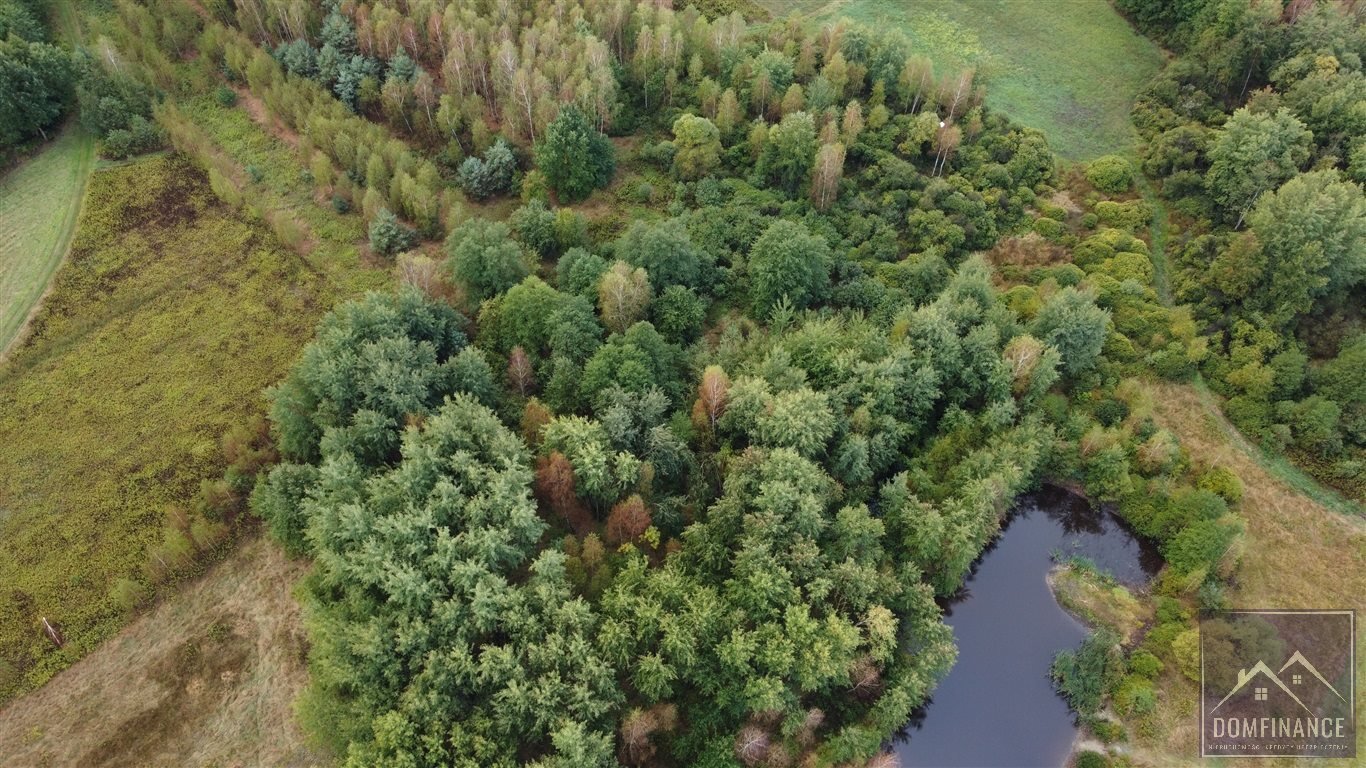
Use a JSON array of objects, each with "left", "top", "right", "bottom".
[{"left": 0, "top": 127, "right": 96, "bottom": 356}]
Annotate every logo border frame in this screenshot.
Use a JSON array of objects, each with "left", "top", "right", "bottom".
[{"left": 1199, "top": 608, "right": 1356, "bottom": 760}]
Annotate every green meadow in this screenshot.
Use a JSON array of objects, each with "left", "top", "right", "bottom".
[{"left": 762, "top": 0, "right": 1165, "bottom": 160}]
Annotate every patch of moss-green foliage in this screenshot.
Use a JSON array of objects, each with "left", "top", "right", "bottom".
[{"left": 0, "top": 154, "right": 379, "bottom": 704}]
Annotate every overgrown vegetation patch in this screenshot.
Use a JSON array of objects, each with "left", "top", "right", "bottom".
[{"left": 0, "top": 155, "right": 360, "bottom": 703}]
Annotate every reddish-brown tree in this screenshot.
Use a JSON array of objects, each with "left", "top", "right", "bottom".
[
  {"left": 535, "top": 451, "right": 592, "bottom": 533},
  {"left": 605, "top": 494, "right": 652, "bottom": 545}
]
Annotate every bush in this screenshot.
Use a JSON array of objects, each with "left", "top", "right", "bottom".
[
  {"left": 214, "top": 85, "right": 237, "bottom": 107},
  {"left": 1127, "top": 649, "right": 1163, "bottom": 680},
  {"left": 1094, "top": 200, "right": 1147, "bottom": 231},
  {"left": 1052, "top": 629, "right": 1125, "bottom": 716},
  {"left": 1086, "top": 155, "right": 1134, "bottom": 193},
  {"left": 1032, "top": 216, "right": 1066, "bottom": 240},
  {"left": 369, "top": 208, "right": 417, "bottom": 256},
  {"left": 1196, "top": 466, "right": 1243, "bottom": 504},
  {"left": 1075, "top": 750, "right": 1111, "bottom": 768}
]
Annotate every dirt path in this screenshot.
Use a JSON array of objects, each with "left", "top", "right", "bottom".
[{"left": 0, "top": 536, "right": 328, "bottom": 768}]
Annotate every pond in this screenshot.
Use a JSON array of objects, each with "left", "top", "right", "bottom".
[{"left": 893, "top": 485, "right": 1162, "bottom": 767}]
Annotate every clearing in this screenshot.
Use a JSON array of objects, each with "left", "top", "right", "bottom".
[
  {"left": 0, "top": 535, "right": 327, "bottom": 767},
  {"left": 0, "top": 154, "right": 367, "bottom": 704},
  {"left": 759, "top": 0, "right": 1165, "bottom": 160},
  {"left": 0, "top": 126, "right": 96, "bottom": 355}
]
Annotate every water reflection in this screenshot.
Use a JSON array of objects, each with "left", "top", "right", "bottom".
[{"left": 893, "top": 486, "right": 1161, "bottom": 767}]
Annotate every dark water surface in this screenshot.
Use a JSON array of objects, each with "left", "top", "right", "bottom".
[{"left": 894, "top": 486, "right": 1161, "bottom": 767}]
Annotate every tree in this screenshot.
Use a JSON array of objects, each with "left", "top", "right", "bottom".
[
  {"left": 508, "top": 345, "right": 536, "bottom": 396},
  {"left": 810, "top": 142, "right": 846, "bottom": 211},
  {"left": 0, "top": 36, "right": 74, "bottom": 147},
  {"left": 757, "top": 111, "right": 817, "bottom": 195},
  {"left": 605, "top": 494, "right": 652, "bottom": 545},
  {"left": 446, "top": 218, "right": 529, "bottom": 301},
  {"left": 671, "top": 113, "right": 722, "bottom": 180},
  {"left": 598, "top": 261, "right": 651, "bottom": 334},
  {"left": 691, "top": 365, "right": 730, "bottom": 434},
  {"left": 1031, "top": 287, "right": 1111, "bottom": 379},
  {"left": 368, "top": 208, "right": 417, "bottom": 256},
  {"left": 748, "top": 220, "right": 831, "bottom": 319},
  {"left": 716, "top": 87, "right": 741, "bottom": 139},
  {"left": 615, "top": 218, "right": 706, "bottom": 291},
  {"left": 267, "top": 289, "right": 468, "bottom": 463},
  {"left": 458, "top": 138, "right": 517, "bottom": 199},
  {"left": 1244, "top": 169, "right": 1366, "bottom": 324},
  {"left": 535, "top": 105, "right": 615, "bottom": 203},
  {"left": 510, "top": 198, "right": 557, "bottom": 256},
  {"left": 1205, "top": 108, "right": 1312, "bottom": 227}
]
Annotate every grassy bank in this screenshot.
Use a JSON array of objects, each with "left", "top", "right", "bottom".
[
  {"left": 0, "top": 127, "right": 96, "bottom": 355},
  {"left": 0, "top": 154, "right": 373, "bottom": 704},
  {"left": 1129, "top": 381, "right": 1366, "bottom": 766},
  {"left": 760, "top": 0, "right": 1165, "bottom": 160}
]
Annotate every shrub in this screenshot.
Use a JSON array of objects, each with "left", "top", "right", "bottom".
[
  {"left": 1052, "top": 629, "right": 1125, "bottom": 716},
  {"left": 214, "top": 85, "right": 237, "bottom": 106},
  {"left": 1128, "top": 649, "right": 1163, "bottom": 679},
  {"left": 1075, "top": 750, "right": 1111, "bottom": 768},
  {"left": 1086, "top": 155, "right": 1134, "bottom": 193},
  {"left": 1094, "top": 200, "right": 1146, "bottom": 231},
  {"left": 1032, "top": 216, "right": 1066, "bottom": 240},
  {"left": 1196, "top": 466, "right": 1243, "bottom": 504}
]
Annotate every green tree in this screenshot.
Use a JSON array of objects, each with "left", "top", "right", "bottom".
[
  {"left": 368, "top": 208, "right": 416, "bottom": 257},
  {"left": 0, "top": 36, "right": 74, "bottom": 147},
  {"left": 1031, "top": 287, "right": 1111, "bottom": 378},
  {"left": 1244, "top": 169, "right": 1366, "bottom": 324},
  {"left": 267, "top": 290, "right": 469, "bottom": 463},
  {"left": 1205, "top": 108, "right": 1312, "bottom": 227},
  {"left": 535, "top": 105, "right": 614, "bottom": 203},
  {"left": 615, "top": 218, "right": 707, "bottom": 291},
  {"left": 446, "top": 218, "right": 529, "bottom": 301},
  {"left": 748, "top": 220, "right": 831, "bottom": 319},
  {"left": 757, "top": 111, "right": 817, "bottom": 195},
  {"left": 671, "top": 113, "right": 722, "bottom": 180}
]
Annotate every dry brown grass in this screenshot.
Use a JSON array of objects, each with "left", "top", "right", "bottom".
[
  {"left": 0, "top": 536, "right": 327, "bottom": 767},
  {"left": 1050, "top": 564, "right": 1151, "bottom": 644},
  {"left": 1131, "top": 381, "right": 1366, "bottom": 768}
]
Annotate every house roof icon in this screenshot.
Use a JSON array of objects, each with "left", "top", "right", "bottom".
[
  {"left": 1278, "top": 649, "right": 1348, "bottom": 704},
  {"left": 1212, "top": 660, "right": 1313, "bottom": 715}
]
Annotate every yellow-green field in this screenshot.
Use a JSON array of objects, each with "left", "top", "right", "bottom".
[
  {"left": 0, "top": 154, "right": 370, "bottom": 704},
  {"left": 761, "top": 0, "right": 1165, "bottom": 160},
  {"left": 0, "top": 127, "right": 95, "bottom": 355}
]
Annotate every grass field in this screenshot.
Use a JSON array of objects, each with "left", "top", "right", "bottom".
[
  {"left": 760, "top": 0, "right": 1165, "bottom": 161},
  {"left": 0, "top": 535, "right": 327, "bottom": 767},
  {"left": 0, "top": 127, "right": 95, "bottom": 355},
  {"left": 0, "top": 154, "right": 377, "bottom": 705}
]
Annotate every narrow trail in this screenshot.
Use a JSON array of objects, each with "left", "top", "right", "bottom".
[{"left": 1135, "top": 168, "right": 1361, "bottom": 518}]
